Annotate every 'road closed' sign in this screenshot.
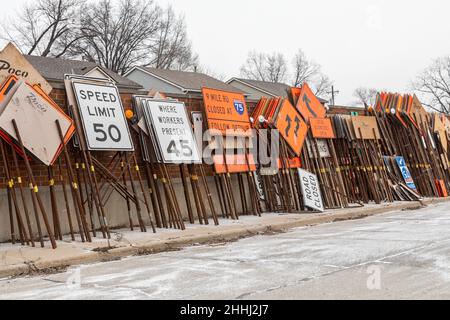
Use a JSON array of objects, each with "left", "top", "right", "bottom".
[
  {"left": 298, "top": 169, "right": 324, "bottom": 212},
  {"left": 73, "top": 82, "right": 134, "bottom": 151}
]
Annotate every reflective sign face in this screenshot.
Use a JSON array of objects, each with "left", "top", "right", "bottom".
[
  {"left": 274, "top": 99, "right": 308, "bottom": 156},
  {"left": 310, "top": 118, "right": 335, "bottom": 139},
  {"left": 298, "top": 168, "right": 324, "bottom": 212},
  {"left": 143, "top": 99, "right": 202, "bottom": 164},
  {"left": 73, "top": 82, "right": 134, "bottom": 151},
  {"left": 395, "top": 156, "right": 417, "bottom": 190},
  {"left": 202, "top": 88, "right": 252, "bottom": 135},
  {"left": 296, "top": 83, "right": 326, "bottom": 123}
]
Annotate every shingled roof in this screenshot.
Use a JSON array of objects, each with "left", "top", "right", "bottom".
[
  {"left": 131, "top": 67, "right": 246, "bottom": 94},
  {"left": 25, "top": 55, "right": 142, "bottom": 90},
  {"left": 227, "top": 78, "right": 292, "bottom": 98}
]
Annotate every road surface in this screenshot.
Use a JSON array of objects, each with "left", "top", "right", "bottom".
[{"left": 1, "top": 201, "right": 450, "bottom": 300}]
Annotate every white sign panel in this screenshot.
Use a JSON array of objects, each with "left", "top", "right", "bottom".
[
  {"left": 306, "top": 139, "right": 330, "bottom": 159},
  {"left": 72, "top": 82, "right": 134, "bottom": 151},
  {"left": 0, "top": 81, "right": 73, "bottom": 166},
  {"left": 253, "top": 171, "right": 266, "bottom": 201},
  {"left": 298, "top": 169, "right": 324, "bottom": 212},
  {"left": 143, "top": 99, "right": 201, "bottom": 164}
]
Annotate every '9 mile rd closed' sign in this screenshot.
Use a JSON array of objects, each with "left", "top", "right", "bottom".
[
  {"left": 202, "top": 88, "right": 251, "bottom": 135},
  {"left": 73, "top": 82, "right": 134, "bottom": 151}
]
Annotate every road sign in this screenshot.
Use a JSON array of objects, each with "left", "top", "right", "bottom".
[
  {"left": 298, "top": 168, "right": 324, "bottom": 212},
  {"left": 142, "top": 99, "right": 202, "bottom": 164},
  {"left": 310, "top": 118, "right": 335, "bottom": 139},
  {"left": 0, "top": 42, "right": 52, "bottom": 94},
  {"left": 72, "top": 82, "right": 134, "bottom": 151},
  {"left": 352, "top": 116, "right": 381, "bottom": 140},
  {"left": 0, "top": 80, "right": 74, "bottom": 166},
  {"left": 306, "top": 139, "right": 331, "bottom": 158},
  {"left": 296, "top": 83, "right": 326, "bottom": 123},
  {"left": 191, "top": 111, "right": 205, "bottom": 157},
  {"left": 202, "top": 88, "right": 252, "bottom": 135},
  {"left": 395, "top": 156, "right": 417, "bottom": 190},
  {"left": 274, "top": 99, "right": 308, "bottom": 156}
]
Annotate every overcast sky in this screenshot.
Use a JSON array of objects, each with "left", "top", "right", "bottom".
[{"left": 2, "top": 0, "right": 450, "bottom": 104}]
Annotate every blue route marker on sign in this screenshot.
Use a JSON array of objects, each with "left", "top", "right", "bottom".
[
  {"left": 395, "top": 156, "right": 417, "bottom": 190},
  {"left": 233, "top": 100, "right": 245, "bottom": 115}
]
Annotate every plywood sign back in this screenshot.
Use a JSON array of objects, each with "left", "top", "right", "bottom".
[{"left": 0, "top": 42, "right": 52, "bottom": 94}]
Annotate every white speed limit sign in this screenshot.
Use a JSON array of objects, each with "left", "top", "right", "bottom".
[
  {"left": 72, "top": 82, "right": 134, "bottom": 151},
  {"left": 143, "top": 99, "right": 201, "bottom": 164}
]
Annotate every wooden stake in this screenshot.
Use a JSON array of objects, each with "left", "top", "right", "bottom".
[
  {"left": 12, "top": 120, "right": 57, "bottom": 249},
  {"left": 10, "top": 145, "right": 35, "bottom": 247}
]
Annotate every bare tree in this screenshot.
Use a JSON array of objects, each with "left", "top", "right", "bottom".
[
  {"left": 353, "top": 87, "right": 378, "bottom": 106},
  {"left": 240, "top": 51, "right": 288, "bottom": 83},
  {"left": 1, "top": 0, "right": 84, "bottom": 58},
  {"left": 69, "top": 0, "right": 161, "bottom": 75},
  {"left": 412, "top": 56, "right": 450, "bottom": 114},
  {"left": 313, "top": 75, "right": 333, "bottom": 98},
  {"left": 291, "top": 49, "right": 332, "bottom": 99},
  {"left": 292, "top": 49, "right": 320, "bottom": 87},
  {"left": 195, "top": 65, "right": 226, "bottom": 81},
  {"left": 148, "top": 6, "right": 198, "bottom": 71},
  {"left": 240, "top": 50, "right": 333, "bottom": 99}
]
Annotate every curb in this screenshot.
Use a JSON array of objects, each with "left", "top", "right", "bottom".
[{"left": 1, "top": 197, "right": 448, "bottom": 279}]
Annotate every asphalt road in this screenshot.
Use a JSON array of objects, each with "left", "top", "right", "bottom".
[{"left": 1, "top": 202, "right": 450, "bottom": 300}]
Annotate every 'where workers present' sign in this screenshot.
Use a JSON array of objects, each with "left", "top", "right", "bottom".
[
  {"left": 72, "top": 82, "right": 134, "bottom": 151},
  {"left": 298, "top": 168, "right": 324, "bottom": 212},
  {"left": 143, "top": 99, "right": 202, "bottom": 164},
  {"left": 202, "top": 88, "right": 252, "bottom": 135}
]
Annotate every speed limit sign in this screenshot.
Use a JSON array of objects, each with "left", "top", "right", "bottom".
[
  {"left": 72, "top": 82, "right": 134, "bottom": 151},
  {"left": 143, "top": 99, "right": 202, "bottom": 164}
]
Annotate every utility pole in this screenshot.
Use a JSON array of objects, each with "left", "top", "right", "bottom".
[{"left": 327, "top": 86, "right": 340, "bottom": 107}]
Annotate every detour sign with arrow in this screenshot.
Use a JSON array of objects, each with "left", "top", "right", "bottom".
[
  {"left": 274, "top": 99, "right": 308, "bottom": 156},
  {"left": 296, "top": 83, "right": 326, "bottom": 123}
]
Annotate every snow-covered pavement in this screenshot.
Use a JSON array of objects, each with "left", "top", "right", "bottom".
[{"left": 1, "top": 202, "right": 450, "bottom": 300}]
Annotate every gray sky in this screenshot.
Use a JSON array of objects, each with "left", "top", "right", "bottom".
[{"left": 3, "top": 0, "right": 450, "bottom": 104}]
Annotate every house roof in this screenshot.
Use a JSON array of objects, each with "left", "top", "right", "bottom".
[
  {"left": 228, "top": 77, "right": 329, "bottom": 104},
  {"left": 132, "top": 67, "right": 246, "bottom": 94},
  {"left": 328, "top": 105, "right": 366, "bottom": 115},
  {"left": 227, "top": 78, "right": 292, "bottom": 98},
  {"left": 25, "top": 55, "right": 142, "bottom": 90}
]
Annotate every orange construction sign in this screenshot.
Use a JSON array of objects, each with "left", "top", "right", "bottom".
[
  {"left": 290, "top": 87, "right": 302, "bottom": 106},
  {"left": 310, "top": 118, "right": 335, "bottom": 139},
  {"left": 202, "top": 88, "right": 251, "bottom": 135},
  {"left": 213, "top": 154, "right": 257, "bottom": 174},
  {"left": 202, "top": 88, "right": 255, "bottom": 174},
  {"left": 274, "top": 99, "right": 308, "bottom": 156},
  {"left": 296, "top": 83, "right": 326, "bottom": 123}
]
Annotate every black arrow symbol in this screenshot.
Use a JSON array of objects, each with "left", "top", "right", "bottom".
[
  {"left": 285, "top": 114, "right": 292, "bottom": 137},
  {"left": 303, "top": 94, "right": 318, "bottom": 118}
]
